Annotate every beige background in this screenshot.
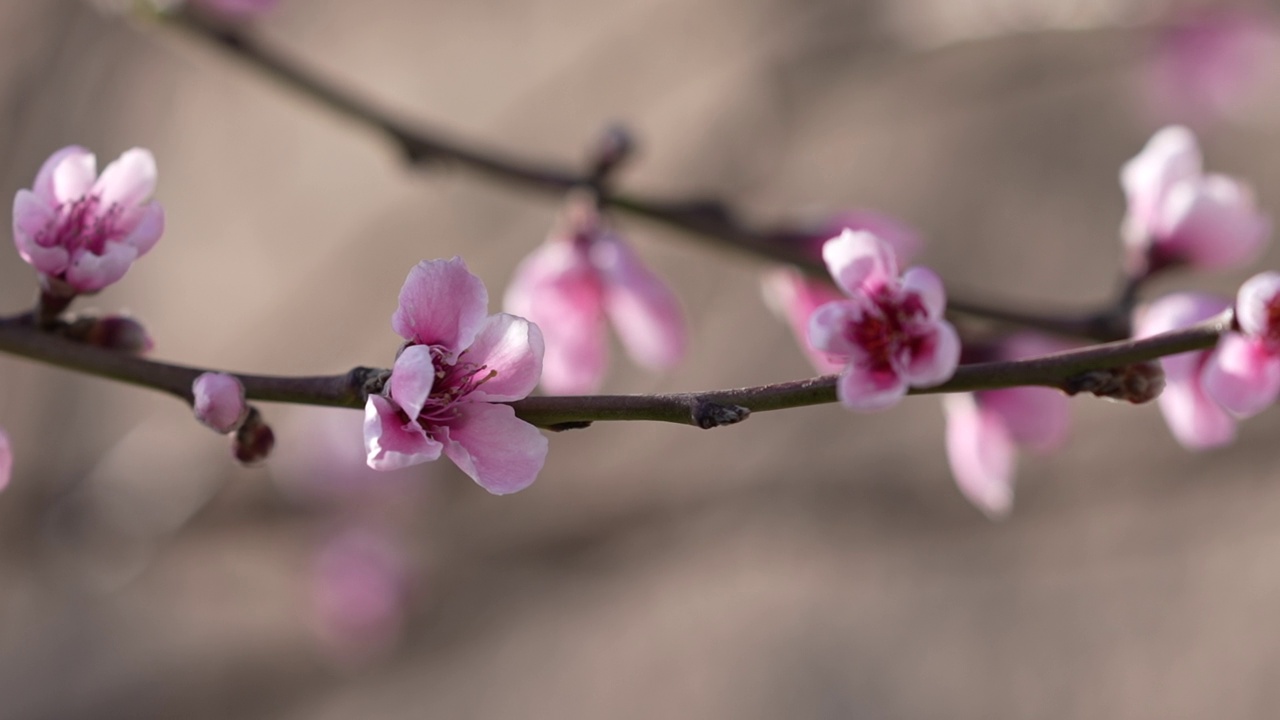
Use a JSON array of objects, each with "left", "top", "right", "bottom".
[{"left": 2, "top": 0, "right": 1280, "bottom": 717}]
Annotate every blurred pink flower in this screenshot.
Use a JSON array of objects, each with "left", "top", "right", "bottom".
[
  {"left": 813, "top": 210, "right": 922, "bottom": 266},
  {"left": 0, "top": 429, "right": 11, "bottom": 492},
  {"left": 1134, "top": 292, "right": 1236, "bottom": 449},
  {"left": 366, "top": 258, "right": 548, "bottom": 495},
  {"left": 1120, "top": 126, "right": 1269, "bottom": 273},
  {"left": 1147, "top": 9, "right": 1278, "bottom": 125},
  {"left": 1202, "top": 271, "right": 1280, "bottom": 417},
  {"left": 192, "top": 372, "right": 248, "bottom": 434},
  {"left": 808, "top": 229, "right": 960, "bottom": 411},
  {"left": 504, "top": 202, "right": 685, "bottom": 394},
  {"left": 311, "top": 527, "right": 409, "bottom": 666},
  {"left": 942, "top": 334, "right": 1071, "bottom": 518},
  {"left": 188, "top": 0, "right": 279, "bottom": 18},
  {"left": 13, "top": 146, "right": 164, "bottom": 295}
]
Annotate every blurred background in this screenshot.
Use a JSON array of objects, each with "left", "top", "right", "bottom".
[{"left": 2, "top": 0, "right": 1280, "bottom": 717}]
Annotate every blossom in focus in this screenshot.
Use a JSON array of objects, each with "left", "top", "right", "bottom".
[
  {"left": 1201, "top": 271, "right": 1280, "bottom": 418},
  {"left": 1120, "top": 126, "right": 1269, "bottom": 273},
  {"left": 1134, "top": 292, "right": 1236, "bottom": 449},
  {"left": 504, "top": 201, "right": 685, "bottom": 394},
  {"left": 192, "top": 372, "right": 248, "bottom": 434},
  {"left": 13, "top": 146, "right": 164, "bottom": 295},
  {"left": 311, "top": 527, "right": 409, "bottom": 666},
  {"left": 807, "top": 229, "right": 960, "bottom": 411},
  {"left": 942, "top": 334, "right": 1071, "bottom": 518},
  {"left": 366, "top": 258, "right": 548, "bottom": 494}
]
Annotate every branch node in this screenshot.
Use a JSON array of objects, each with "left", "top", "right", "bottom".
[
  {"left": 692, "top": 400, "right": 750, "bottom": 428},
  {"left": 1062, "top": 360, "right": 1165, "bottom": 404}
]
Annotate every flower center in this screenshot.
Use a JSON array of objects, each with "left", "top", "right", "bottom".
[
  {"left": 414, "top": 346, "right": 497, "bottom": 424},
  {"left": 1264, "top": 296, "right": 1280, "bottom": 348},
  {"left": 845, "top": 287, "right": 927, "bottom": 369},
  {"left": 37, "top": 195, "right": 125, "bottom": 256}
]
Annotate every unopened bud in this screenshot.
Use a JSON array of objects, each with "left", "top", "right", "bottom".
[
  {"left": 193, "top": 372, "right": 249, "bottom": 433},
  {"left": 63, "top": 314, "right": 154, "bottom": 354},
  {"left": 233, "top": 408, "right": 275, "bottom": 464},
  {"left": 1064, "top": 361, "right": 1166, "bottom": 404}
]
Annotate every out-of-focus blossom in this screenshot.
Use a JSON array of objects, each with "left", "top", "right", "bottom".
[
  {"left": 13, "top": 146, "right": 164, "bottom": 296},
  {"left": 366, "top": 258, "right": 548, "bottom": 495},
  {"left": 808, "top": 229, "right": 960, "bottom": 411},
  {"left": 764, "top": 212, "right": 923, "bottom": 374},
  {"left": 504, "top": 201, "right": 685, "bottom": 394},
  {"left": 311, "top": 527, "right": 409, "bottom": 666},
  {"left": 1134, "top": 292, "right": 1236, "bottom": 449},
  {"left": 0, "top": 429, "right": 11, "bottom": 492},
  {"left": 1202, "top": 271, "right": 1280, "bottom": 417},
  {"left": 1120, "top": 126, "right": 1269, "bottom": 273},
  {"left": 942, "top": 334, "right": 1071, "bottom": 518},
  {"left": 192, "top": 372, "right": 248, "bottom": 434},
  {"left": 1146, "top": 9, "right": 1280, "bottom": 125}
]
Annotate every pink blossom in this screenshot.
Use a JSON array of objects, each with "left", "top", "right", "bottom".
[
  {"left": 807, "top": 229, "right": 960, "bottom": 411},
  {"left": 12, "top": 146, "right": 164, "bottom": 295},
  {"left": 812, "top": 210, "right": 922, "bottom": 266},
  {"left": 192, "top": 372, "right": 248, "bottom": 434},
  {"left": 311, "top": 527, "right": 409, "bottom": 665},
  {"left": 366, "top": 258, "right": 548, "bottom": 494},
  {"left": 1201, "top": 271, "right": 1280, "bottom": 417},
  {"left": 942, "top": 334, "right": 1071, "bottom": 518},
  {"left": 1134, "top": 292, "right": 1236, "bottom": 449},
  {"left": 188, "top": 0, "right": 279, "bottom": 18},
  {"left": 0, "top": 429, "right": 11, "bottom": 492},
  {"left": 504, "top": 202, "right": 685, "bottom": 394},
  {"left": 1120, "top": 126, "right": 1269, "bottom": 272}
]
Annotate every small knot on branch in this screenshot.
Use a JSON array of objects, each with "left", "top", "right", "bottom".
[
  {"left": 692, "top": 400, "right": 750, "bottom": 428},
  {"left": 546, "top": 421, "right": 593, "bottom": 432},
  {"left": 1063, "top": 360, "right": 1165, "bottom": 404}
]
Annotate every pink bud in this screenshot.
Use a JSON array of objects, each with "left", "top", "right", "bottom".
[
  {"left": 234, "top": 408, "right": 275, "bottom": 464},
  {"left": 1200, "top": 271, "right": 1280, "bottom": 417},
  {"left": 192, "top": 372, "right": 248, "bottom": 434},
  {"left": 13, "top": 146, "right": 164, "bottom": 295}
]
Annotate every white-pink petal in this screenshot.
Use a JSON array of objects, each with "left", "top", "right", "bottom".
[
  {"left": 93, "top": 148, "right": 157, "bottom": 209},
  {"left": 12, "top": 191, "right": 68, "bottom": 275},
  {"left": 760, "top": 268, "right": 846, "bottom": 374},
  {"left": 1157, "top": 376, "right": 1237, "bottom": 450},
  {"left": 1202, "top": 333, "right": 1280, "bottom": 417},
  {"left": 120, "top": 202, "right": 165, "bottom": 257},
  {"left": 1159, "top": 174, "right": 1269, "bottom": 269},
  {"left": 464, "top": 313, "right": 544, "bottom": 403},
  {"left": 837, "top": 362, "right": 907, "bottom": 411},
  {"left": 388, "top": 344, "right": 436, "bottom": 420},
  {"left": 1235, "top": 271, "right": 1280, "bottom": 339},
  {"left": 808, "top": 300, "right": 864, "bottom": 359},
  {"left": 0, "top": 428, "right": 11, "bottom": 492},
  {"left": 822, "top": 229, "right": 899, "bottom": 296},
  {"left": 943, "top": 393, "right": 1015, "bottom": 519},
  {"left": 31, "top": 146, "right": 91, "bottom": 205},
  {"left": 65, "top": 242, "right": 138, "bottom": 293},
  {"left": 980, "top": 386, "right": 1070, "bottom": 453},
  {"left": 596, "top": 236, "right": 687, "bottom": 370},
  {"left": 1121, "top": 125, "right": 1202, "bottom": 243},
  {"left": 900, "top": 266, "right": 947, "bottom": 320},
  {"left": 50, "top": 147, "right": 98, "bottom": 204},
  {"left": 440, "top": 403, "right": 548, "bottom": 495},
  {"left": 900, "top": 321, "right": 961, "bottom": 387},
  {"left": 364, "top": 396, "right": 442, "bottom": 471},
  {"left": 192, "top": 372, "right": 248, "bottom": 434},
  {"left": 391, "top": 258, "right": 489, "bottom": 361}
]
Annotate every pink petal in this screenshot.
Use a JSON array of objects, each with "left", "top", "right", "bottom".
[
  {"left": 1234, "top": 270, "right": 1280, "bottom": 338},
  {"left": 464, "top": 313, "right": 543, "bottom": 402},
  {"left": 1202, "top": 333, "right": 1280, "bottom": 417},
  {"left": 119, "top": 202, "right": 165, "bottom": 257},
  {"left": 391, "top": 257, "right": 488, "bottom": 361},
  {"left": 364, "top": 395, "right": 442, "bottom": 471},
  {"left": 1133, "top": 292, "right": 1231, "bottom": 383},
  {"left": 823, "top": 211, "right": 923, "bottom": 266},
  {"left": 837, "top": 361, "right": 907, "bottom": 411},
  {"left": 1120, "top": 126, "right": 1202, "bottom": 245},
  {"left": 595, "top": 235, "right": 687, "bottom": 370},
  {"left": 65, "top": 242, "right": 138, "bottom": 293},
  {"left": 192, "top": 372, "right": 248, "bottom": 433},
  {"left": 39, "top": 146, "right": 97, "bottom": 205},
  {"left": 12, "top": 190, "right": 68, "bottom": 275},
  {"left": 943, "top": 393, "right": 1015, "bottom": 518},
  {"left": 808, "top": 299, "right": 865, "bottom": 358},
  {"left": 389, "top": 344, "right": 436, "bottom": 419},
  {"left": 0, "top": 428, "right": 11, "bottom": 492},
  {"left": 440, "top": 403, "right": 548, "bottom": 495},
  {"left": 979, "top": 386, "right": 1070, "bottom": 453},
  {"left": 900, "top": 320, "right": 961, "bottom": 387},
  {"left": 93, "top": 148, "right": 157, "bottom": 209},
  {"left": 760, "top": 268, "right": 846, "bottom": 374},
  {"left": 1157, "top": 375, "right": 1237, "bottom": 450},
  {"left": 900, "top": 266, "right": 947, "bottom": 320},
  {"left": 504, "top": 241, "right": 607, "bottom": 394},
  {"left": 1159, "top": 174, "right": 1269, "bottom": 269},
  {"left": 821, "top": 229, "right": 899, "bottom": 296}
]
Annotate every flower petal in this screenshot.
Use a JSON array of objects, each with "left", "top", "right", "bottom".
[
  {"left": 39, "top": 146, "right": 96, "bottom": 205},
  {"left": 979, "top": 386, "right": 1070, "bottom": 453},
  {"left": 364, "top": 396, "right": 442, "bottom": 471},
  {"left": 1234, "top": 270, "right": 1280, "bottom": 339},
  {"left": 900, "top": 320, "right": 961, "bottom": 387},
  {"left": 93, "top": 148, "right": 157, "bottom": 209},
  {"left": 1157, "top": 374, "right": 1237, "bottom": 450},
  {"left": 391, "top": 257, "right": 488, "bottom": 360},
  {"left": 1121, "top": 125, "right": 1202, "bottom": 245},
  {"left": 65, "top": 242, "right": 138, "bottom": 293},
  {"left": 389, "top": 344, "right": 436, "bottom": 420},
  {"left": 464, "top": 313, "right": 543, "bottom": 402},
  {"left": 119, "top": 202, "right": 165, "bottom": 257},
  {"left": 760, "top": 268, "right": 846, "bottom": 374},
  {"left": 0, "top": 428, "right": 11, "bottom": 492},
  {"left": 943, "top": 393, "right": 1015, "bottom": 519},
  {"left": 192, "top": 372, "right": 248, "bottom": 433},
  {"left": 808, "top": 299, "right": 864, "bottom": 358},
  {"left": 12, "top": 190, "right": 68, "bottom": 275},
  {"left": 440, "top": 403, "right": 548, "bottom": 495},
  {"left": 900, "top": 266, "right": 947, "bottom": 320},
  {"left": 1202, "top": 333, "right": 1280, "bottom": 417},
  {"left": 1159, "top": 174, "right": 1269, "bottom": 269},
  {"left": 822, "top": 229, "right": 898, "bottom": 296},
  {"left": 837, "top": 361, "right": 907, "bottom": 411},
  {"left": 595, "top": 235, "right": 687, "bottom": 370},
  {"left": 823, "top": 211, "right": 923, "bottom": 266}
]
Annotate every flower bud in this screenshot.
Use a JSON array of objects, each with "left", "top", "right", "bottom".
[
  {"left": 192, "top": 372, "right": 248, "bottom": 433},
  {"left": 62, "top": 314, "right": 154, "bottom": 354},
  {"left": 233, "top": 408, "right": 275, "bottom": 465}
]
